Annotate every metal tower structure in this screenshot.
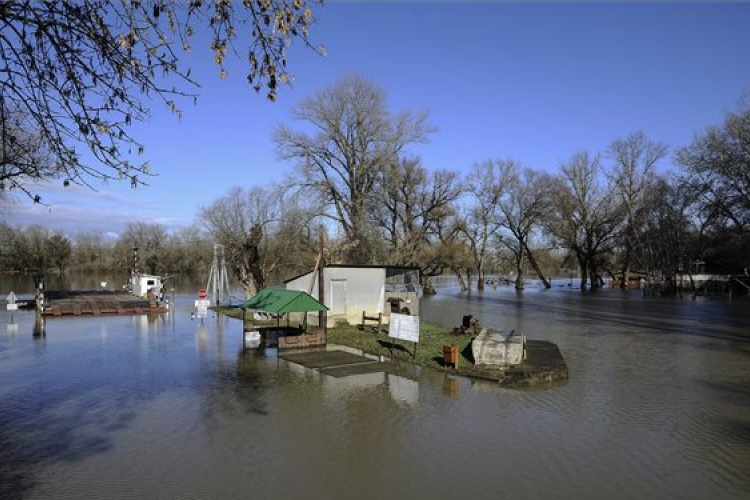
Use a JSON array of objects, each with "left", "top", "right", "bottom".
[{"left": 206, "top": 243, "right": 231, "bottom": 306}]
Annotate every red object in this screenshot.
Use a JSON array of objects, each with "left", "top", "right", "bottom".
[{"left": 198, "top": 289, "right": 207, "bottom": 299}]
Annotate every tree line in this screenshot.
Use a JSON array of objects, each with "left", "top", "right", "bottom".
[
  {"left": 3, "top": 75, "right": 748, "bottom": 297},
  {"left": 2, "top": 5, "right": 747, "bottom": 296}
]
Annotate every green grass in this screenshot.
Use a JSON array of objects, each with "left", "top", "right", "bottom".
[
  {"left": 325, "top": 322, "right": 473, "bottom": 369},
  {"left": 216, "top": 306, "right": 477, "bottom": 372}
]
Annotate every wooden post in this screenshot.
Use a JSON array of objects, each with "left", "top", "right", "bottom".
[{"left": 318, "top": 225, "right": 327, "bottom": 341}]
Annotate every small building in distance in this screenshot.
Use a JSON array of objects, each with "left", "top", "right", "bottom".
[
  {"left": 129, "top": 273, "right": 166, "bottom": 300},
  {"left": 284, "top": 265, "right": 420, "bottom": 327}
]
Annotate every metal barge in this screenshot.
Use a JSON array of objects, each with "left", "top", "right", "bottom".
[
  {"left": 40, "top": 289, "right": 167, "bottom": 317},
  {"left": 33, "top": 273, "right": 170, "bottom": 317}
]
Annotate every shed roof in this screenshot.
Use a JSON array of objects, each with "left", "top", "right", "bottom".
[{"left": 241, "top": 288, "right": 328, "bottom": 313}]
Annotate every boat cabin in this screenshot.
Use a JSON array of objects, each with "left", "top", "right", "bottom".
[{"left": 130, "top": 274, "right": 165, "bottom": 299}]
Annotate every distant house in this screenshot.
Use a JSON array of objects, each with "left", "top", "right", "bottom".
[{"left": 284, "top": 265, "right": 420, "bottom": 327}]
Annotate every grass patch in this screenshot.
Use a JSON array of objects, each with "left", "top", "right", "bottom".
[
  {"left": 326, "top": 323, "right": 474, "bottom": 370},
  {"left": 216, "top": 307, "right": 564, "bottom": 385},
  {"left": 216, "top": 306, "right": 483, "bottom": 373}
]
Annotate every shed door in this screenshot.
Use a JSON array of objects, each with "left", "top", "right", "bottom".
[{"left": 330, "top": 279, "right": 348, "bottom": 317}]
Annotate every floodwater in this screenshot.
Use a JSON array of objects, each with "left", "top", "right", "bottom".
[{"left": 1, "top": 282, "right": 750, "bottom": 500}]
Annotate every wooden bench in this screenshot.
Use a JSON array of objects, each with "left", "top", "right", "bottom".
[{"left": 361, "top": 311, "right": 383, "bottom": 333}]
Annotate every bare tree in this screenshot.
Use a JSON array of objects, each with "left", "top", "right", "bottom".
[
  {"left": 496, "top": 162, "right": 555, "bottom": 289},
  {"left": 461, "top": 159, "right": 513, "bottom": 290},
  {"left": 0, "top": 1, "right": 322, "bottom": 202},
  {"left": 547, "top": 151, "right": 624, "bottom": 288},
  {"left": 116, "top": 221, "right": 168, "bottom": 274},
  {"left": 70, "top": 231, "right": 115, "bottom": 273},
  {"left": 200, "top": 185, "right": 316, "bottom": 297},
  {"left": 47, "top": 234, "right": 72, "bottom": 274},
  {"left": 275, "top": 74, "right": 434, "bottom": 263},
  {"left": 15, "top": 224, "right": 53, "bottom": 271},
  {"left": 0, "top": 105, "right": 55, "bottom": 201},
  {"left": 370, "top": 157, "right": 462, "bottom": 277},
  {"left": 677, "top": 102, "right": 750, "bottom": 233},
  {"left": 607, "top": 131, "right": 667, "bottom": 287},
  {"left": 0, "top": 221, "right": 17, "bottom": 270},
  {"left": 637, "top": 176, "right": 697, "bottom": 287},
  {"left": 437, "top": 220, "right": 475, "bottom": 293},
  {"left": 162, "top": 225, "right": 213, "bottom": 278}
]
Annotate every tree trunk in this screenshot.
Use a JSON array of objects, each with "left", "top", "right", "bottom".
[
  {"left": 476, "top": 259, "right": 485, "bottom": 291},
  {"left": 421, "top": 275, "right": 437, "bottom": 295},
  {"left": 514, "top": 247, "right": 524, "bottom": 290},
  {"left": 578, "top": 255, "right": 589, "bottom": 289},
  {"left": 523, "top": 242, "right": 550, "bottom": 288},
  {"left": 619, "top": 243, "right": 632, "bottom": 288},
  {"left": 453, "top": 268, "right": 468, "bottom": 292},
  {"left": 589, "top": 261, "right": 602, "bottom": 288}
]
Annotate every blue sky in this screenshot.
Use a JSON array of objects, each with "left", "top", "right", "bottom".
[{"left": 5, "top": 1, "right": 750, "bottom": 238}]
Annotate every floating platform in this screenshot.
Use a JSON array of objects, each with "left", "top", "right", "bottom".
[{"left": 40, "top": 290, "right": 167, "bottom": 317}]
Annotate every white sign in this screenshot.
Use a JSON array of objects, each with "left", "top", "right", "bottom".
[
  {"left": 6, "top": 291, "right": 17, "bottom": 311},
  {"left": 389, "top": 313, "right": 420, "bottom": 343},
  {"left": 195, "top": 299, "right": 210, "bottom": 318}
]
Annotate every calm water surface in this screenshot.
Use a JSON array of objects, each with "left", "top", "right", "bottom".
[{"left": 1, "top": 283, "right": 749, "bottom": 500}]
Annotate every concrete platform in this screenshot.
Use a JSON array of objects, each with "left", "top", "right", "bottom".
[
  {"left": 463, "top": 340, "right": 569, "bottom": 388},
  {"left": 280, "top": 342, "right": 568, "bottom": 388},
  {"left": 281, "top": 350, "right": 395, "bottom": 378}
]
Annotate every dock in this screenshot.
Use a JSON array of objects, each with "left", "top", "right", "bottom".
[{"left": 40, "top": 290, "right": 167, "bottom": 317}]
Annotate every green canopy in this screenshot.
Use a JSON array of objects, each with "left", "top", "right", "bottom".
[{"left": 241, "top": 288, "right": 328, "bottom": 313}]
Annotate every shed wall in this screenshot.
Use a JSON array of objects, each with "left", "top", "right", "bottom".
[{"left": 285, "top": 267, "right": 386, "bottom": 326}]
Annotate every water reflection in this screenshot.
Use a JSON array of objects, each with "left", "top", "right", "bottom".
[
  {"left": 442, "top": 373, "right": 460, "bottom": 398},
  {"left": 32, "top": 314, "right": 45, "bottom": 338},
  {"left": 0, "top": 289, "right": 749, "bottom": 499},
  {"left": 388, "top": 373, "right": 420, "bottom": 406}
]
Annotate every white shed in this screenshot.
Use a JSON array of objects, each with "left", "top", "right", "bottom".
[{"left": 284, "top": 265, "right": 420, "bottom": 327}]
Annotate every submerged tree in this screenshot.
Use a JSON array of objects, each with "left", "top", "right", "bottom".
[
  {"left": 0, "top": 1, "right": 323, "bottom": 202},
  {"left": 547, "top": 151, "right": 624, "bottom": 288},
  {"left": 496, "top": 162, "right": 555, "bottom": 289},
  {"left": 607, "top": 131, "right": 667, "bottom": 287},
  {"left": 636, "top": 176, "right": 697, "bottom": 284},
  {"left": 461, "top": 159, "right": 513, "bottom": 290}
]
